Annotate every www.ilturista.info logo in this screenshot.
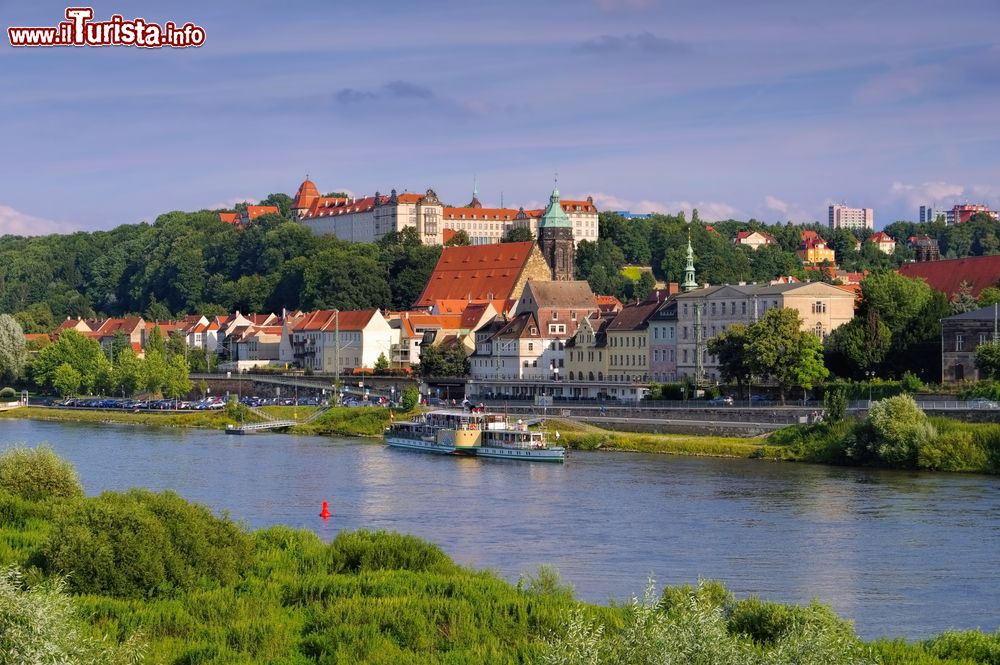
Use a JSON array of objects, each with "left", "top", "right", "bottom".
[{"left": 7, "top": 7, "right": 205, "bottom": 48}]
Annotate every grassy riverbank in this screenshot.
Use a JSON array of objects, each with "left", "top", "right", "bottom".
[
  {"left": 545, "top": 419, "right": 784, "bottom": 459},
  {"left": 0, "top": 406, "right": 255, "bottom": 429},
  {"left": 1, "top": 448, "right": 998, "bottom": 664}
]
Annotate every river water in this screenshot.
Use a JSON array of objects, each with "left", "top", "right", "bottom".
[{"left": 3, "top": 419, "right": 999, "bottom": 640}]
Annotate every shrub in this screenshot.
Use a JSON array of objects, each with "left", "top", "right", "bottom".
[
  {"left": 328, "top": 530, "right": 455, "bottom": 575},
  {"left": 0, "top": 566, "right": 145, "bottom": 664},
  {"left": 728, "top": 596, "right": 855, "bottom": 645},
  {"left": 0, "top": 386, "right": 15, "bottom": 401},
  {"left": 518, "top": 564, "right": 575, "bottom": 601},
  {"left": 43, "top": 489, "right": 252, "bottom": 598},
  {"left": 861, "top": 395, "right": 937, "bottom": 467},
  {"left": 900, "top": 371, "right": 925, "bottom": 393},
  {"left": 0, "top": 446, "right": 84, "bottom": 502},
  {"left": 917, "top": 429, "right": 988, "bottom": 472},
  {"left": 923, "top": 629, "right": 1000, "bottom": 662},
  {"left": 400, "top": 386, "right": 419, "bottom": 411},
  {"left": 823, "top": 384, "right": 848, "bottom": 423}
]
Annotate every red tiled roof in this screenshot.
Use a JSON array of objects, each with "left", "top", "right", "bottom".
[
  {"left": 869, "top": 231, "right": 895, "bottom": 243},
  {"left": 23, "top": 333, "right": 50, "bottom": 342},
  {"left": 293, "top": 179, "right": 320, "bottom": 210},
  {"left": 443, "top": 207, "right": 520, "bottom": 221},
  {"left": 56, "top": 318, "right": 90, "bottom": 333},
  {"left": 899, "top": 255, "right": 1000, "bottom": 298},
  {"left": 735, "top": 230, "right": 775, "bottom": 243},
  {"left": 397, "top": 193, "right": 424, "bottom": 204},
  {"left": 414, "top": 241, "right": 537, "bottom": 307},
  {"left": 291, "top": 309, "right": 378, "bottom": 332},
  {"left": 246, "top": 205, "right": 279, "bottom": 221},
  {"left": 561, "top": 199, "right": 597, "bottom": 213},
  {"left": 460, "top": 302, "right": 493, "bottom": 330},
  {"left": 441, "top": 229, "right": 457, "bottom": 244},
  {"left": 302, "top": 196, "right": 382, "bottom": 219},
  {"left": 130, "top": 342, "right": 144, "bottom": 353},
  {"left": 219, "top": 212, "right": 238, "bottom": 224}
]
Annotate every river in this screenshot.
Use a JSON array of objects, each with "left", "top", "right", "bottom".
[{"left": 3, "top": 418, "right": 999, "bottom": 640}]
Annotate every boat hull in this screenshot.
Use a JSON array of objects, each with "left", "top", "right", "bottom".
[
  {"left": 384, "top": 435, "right": 473, "bottom": 456},
  {"left": 476, "top": 447, "right": 565, "bottom": 463}
]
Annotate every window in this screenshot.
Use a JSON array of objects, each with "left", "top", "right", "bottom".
[
  {"left": 711, "top": 302, "right": 717, "bottom": 316},
  {"left": 530, "top": 327, "right": 538, "bottom": 335},
  {"left": 980, "top": 333, "right": 989, "bottom": 345},
  {"left": 572, "top": 311, "right": 577, "bottom": 320},
  {"left": 683, "top": 326, "right": 688, "bottom": 340},
  {"left": 742, "top": 302, "right": 747, "bottom": 315},
  {"left": 683, "top": 349, "right": 688, "bottom": 363},
  {"left": 814, "top": 322, "right": 824, "bottom": 339},
  {"left": 528, "top": 343, "right": 533, "bottom": 351},
  {"left": 549, "top": 324, "right": 566, "bottom": 335},
  {"left": 552, "top": 312, "right": 558, "bottom": 320},
  {"left": 812, "top": 301, "right": 827, "bottom": 314},
  {"left": 956, "top": 335, "right": 964, "bottom": 352}
]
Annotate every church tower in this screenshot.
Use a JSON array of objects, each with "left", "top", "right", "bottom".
[
  {"left": 537, "top": 184, "right": 575, "bottom": 281},
  {"left": 681, "top": 229, "right": 698, "bottom": 292}
]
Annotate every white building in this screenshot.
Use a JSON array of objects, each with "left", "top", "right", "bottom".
[
  {"left": 829, "top": 204, "right": 874, "bottom": 230},
  {"left": 281, "top": 309, "right": 396, "bottom": 373}
]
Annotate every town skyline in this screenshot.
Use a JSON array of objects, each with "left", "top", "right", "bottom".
[{"left": 2, "top": 0, "right": 999, "bottom": 234}]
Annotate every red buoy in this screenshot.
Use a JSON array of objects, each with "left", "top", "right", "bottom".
[{"left": 319, "top": 501, "right": 331, "bottom": 519}]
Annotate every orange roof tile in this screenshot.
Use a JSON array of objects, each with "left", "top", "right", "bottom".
[
  {"left": 443, "top": 207, "right": 520, "bottom": 221},
  {"left": 561, "top": 199, "right": 598, "bottom": 213},
  {"left": 219, "top": 212, "right": 239, "bottom": 224},
  {"left": 245, "top": 205, "right": 280, "bottom": 221},
  {"left": 413, "top": 242, "right": 537, "bottom": 308}
]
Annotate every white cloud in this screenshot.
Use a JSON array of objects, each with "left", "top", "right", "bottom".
[
  {"left": 583, "top": 191, "right": 738, "bottom": 220},
  {"left": 889, "top": 180, "right": 965, "bottom": 207},
  {"left": 0, "top": 205, "right": 75, "bottom": 236},
  {"left": 761, "top": 194, "right": 820, "bottom": 223},
  {"left": 206, "top": 196, "right": 260, "bottom": 210}
]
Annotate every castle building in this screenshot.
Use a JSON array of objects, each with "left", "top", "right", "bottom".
[{"left": 291, "top": 177, "right": 598, "bottom": 247}]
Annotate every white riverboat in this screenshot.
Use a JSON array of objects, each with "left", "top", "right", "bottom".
[{"left": 384, "top": 410, "right": 565, "bottom": 463}]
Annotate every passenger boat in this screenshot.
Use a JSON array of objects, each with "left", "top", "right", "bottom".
[{"left": 384, "top": 410, "right": 565, "bottom": 462}]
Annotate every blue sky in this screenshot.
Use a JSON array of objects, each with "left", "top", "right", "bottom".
[{"left": 1, "top": 0, "right": 998, "bottom": 233}]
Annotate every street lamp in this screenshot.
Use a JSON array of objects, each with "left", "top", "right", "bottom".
[
  {"left": 745, "top": 374, "right": 752, "bottom": 406},
  {"left": 865, "top": 370, "right": 875, "bottom": 407}
]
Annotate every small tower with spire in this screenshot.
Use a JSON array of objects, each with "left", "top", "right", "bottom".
[
  {"left": 537, "top": 180, "right": 576, "bottom": 281},
  {"left": 467, "top": 177, "right": 482, "bottom": 208},
  {"left": 681, "top": 229, "right": 698, "bottom": 292}
]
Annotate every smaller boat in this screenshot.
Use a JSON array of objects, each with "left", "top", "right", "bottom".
[{"left": 384, "top": 410, "right": 565, "bottom": 462}]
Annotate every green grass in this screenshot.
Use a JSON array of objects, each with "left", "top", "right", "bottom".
[
  {"left": 545, "top": 421, "right": 783, "bottom": 459},
  {"left": 258, "top": 405, "right": 320, "bottom": 421},
  {"left": 0, "top": 406, "right": 256, "bottom": 429},
  {"left": 620, "top": 265, "right": 646, "bottom": 281},
  {"left": 291, "top": 406, "right": 419, "bottom": 438}
]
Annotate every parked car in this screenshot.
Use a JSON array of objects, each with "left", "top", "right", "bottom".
[
  {"left": 707, "top": 395, "right": 734, "bottom": 406},
  {"left": 967, "top": 398, "right": 998, "bottom": 409}
]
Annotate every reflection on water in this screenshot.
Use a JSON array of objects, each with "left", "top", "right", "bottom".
[{"left": 2, "top": 418, "right": 999, "bottom": 639}]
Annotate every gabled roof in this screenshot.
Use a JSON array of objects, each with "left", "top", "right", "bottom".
[
  {"left": 56, "top": 318, "right": 91, "bottom": 333},
  {"left": 460, "top": 302, "right": 495, "bottom": 330},
  {"left": 869, "top": 231, "right": 895, "bottom": 243},
  {"left": 561, "top": 198, "right": 597, "bottom": 214},
  {"left": 899, "top": 255, "right": 1000, "bottom": 298},
  {"left": 596, "top": 295, "right": 623, "bottom": 314},
  {"left": 93, "top": 317, "right": 144, "bottom": 337},
  {"left": 494, "top": 312, "right": 540, "bottom": 340},
  {"left": 443, "top": 207, "right": 520, "bottom": 221},
  {"left": 219, "top": 212, "right": 239, "bottom": 224},
  {"left": 245, "top": 205, "right": 280, "bottom": 221},
  {"left": 414, "top": 241, "right": 537, "bottom": 307},
  {"left": 291, "top": 309, "right": 379, "bottom": 332},
  {"left": 945, "top": 304, "right": 1000, "bottom": 321},
  {"left": 734, "top": 230, "right": 775, "bottom": 243},
  {"left": 606, "top": 300, "right": 661, "bottom": 332},
  {"left": 523, "top": 280, "right": 597, "bottom": 309}
]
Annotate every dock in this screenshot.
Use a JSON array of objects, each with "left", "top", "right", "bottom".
[{"left": 225, "top": 420, "right": 297, "bottom": 434}]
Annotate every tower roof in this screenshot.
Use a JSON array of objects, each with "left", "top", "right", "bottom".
[
  {"left": 293, "top": 178, "right": 320, "bottom": 210},
  {"left": 539, "top": 186, "right": 572, "bottom": 229}
]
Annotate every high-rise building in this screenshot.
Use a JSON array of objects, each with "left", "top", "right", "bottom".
[
  {"left": 919, "top": 205, "right": 943, "bottom": 224},
  {"left": 828, "top": 204, "right": 874, "bottom": 230},
  {"left": 947, "top": 204, "right": 998, "bottom": 225}
]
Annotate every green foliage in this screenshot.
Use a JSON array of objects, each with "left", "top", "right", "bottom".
[
  {"left": 0, "top": 566, "right": 146, "bottom": 665},
  {"left": 373, "top": 352, "right": 389, "bottom": 372},
  {"left": 327, "top": 529, "right": 456, "bottom": 575},
  {"left": 417, "top": 344, "right": 470, "bottom": 378},
  {"left": 0, "top": 387, "right": 15, "bottom": 401},
  {"left": 444, "top": 229, "right": 471, "bottom": 246},
  {"left": 519, "top": 564, "right": 576, "bottom": 602},
  {"left": 647, "top": 383, "right": 685, "bottom": 400},
  {"left": 503, "top": 226, "right": 535, "bottom": 243},
  {"left": 53, "top": 362, "right": 82, "bottom": 396},
  {"left": 0, "top": 314, "right": 26, "bottom": 382},
  {"left": 42, "top": 489, "right": 252, "bottom": 598},
  {"left": 823, "top": 384, "right": 848, "bottom": 423},
  {"left": 0, "top": 446, "right": 84, "bottom": 501},
  {"left": 401, "top": 386, "right": 420, "bottom": 411},
  {"left": 852, "top": 395, "right": 937, "bottom": 467},
  {"left": 978, "top": 287, "right": 1000, "bottom": 308},
  {"left": 975, "top": 341, "right": 1000, "bottom": 381}
]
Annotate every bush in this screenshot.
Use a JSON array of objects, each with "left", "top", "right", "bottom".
[
  {"left": 328, "top": 530, "right": 455, "bottom": 575},
  {"left": 900, "top": 371, "right": 925, "bottom": 393},
  {"left": 823, "top": 384, "right": 848, "bottom": 423},
  {"left": 43, "top": 489, "right": 252, "bottom": 598},
  {"left": 400, "top": 386, "right": 419, "bottom": 411},
  {"left": 917, "top": 429, "right": 988, "bottom": 472},
  {"left": 0, "top": 386, "right": 15, "bottom": 400},
  {"left": 728, "top": 596, "right": 855, "bottom": 645},
  {"left": 854, "top": 395, "right": 937, "bottom": 467},
  {"left": 0, "top": 446, "right": 84, "bottom": 501},
  {"left": 0, "top": 566, "right": 145, "bottom": 664}
]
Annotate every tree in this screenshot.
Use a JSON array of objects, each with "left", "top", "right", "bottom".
[
  {"left": 823, "top": 384, "right": 848, "bottom": 423},
  {"left": 32, "top": 329, "right": 106, "bottom": 394},
  {"left": 824, "top": 309, "right": 891, "bottom": 377},
  {"left": 401, "top": 386, "right": 420, "bottom": 411},
  {"left": 975, "top": 341, "right": 1000, "bottom": 380},
  {"left": 444, "top": 230, "right": 471, "bottom": 246},
  {"left": 503, "top": 227, "right": 534, "bottom": 243},
  {"left": 707, "top": 324, "right": 749, "bottom": 384},
  {"left": 745, "top": 308, "right": 828, "bottom": 402},
  {"left": 0, "top": 313, "right": 26, "bottom": 382},
  {"left": 163, "top": 355, "right": 193, "bottom": 400},
  {"left": 979, "top": 286, "right": 1000, "bottom": 307},
  {"left": 113, "top": 347, "right": 144, "bottom": 397},
  {"left": 143, "top": 349, "right": 167, "bottom": 395},
  {"left": 632, "top": 271, "right": 656, "bottom": 301},
  {"left": 373, "top": 352, "right": 389, "bottom": 373},
  {"left": 416, "top": 345, "right": 470, "bottom": 378},
  {"left": 53, "top": 363, "right": 82, "bottom": 397},
  {"left": 146, "top": 325, "right": 166, "bottom": 358},
  {"left": 950, "top": 281, "right": 979, "bottom": 314}
]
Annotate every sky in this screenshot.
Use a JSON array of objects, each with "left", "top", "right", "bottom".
[{"left": 1, "top": 0, "right": 999, "bottom": 234}]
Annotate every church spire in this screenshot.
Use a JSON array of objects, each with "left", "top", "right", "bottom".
[
  {"left": 681, "top": 228, "right": 698, "bottom": 292},
  {"left": 467, "top": 175, "right": 482, "bottom": 208}
]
